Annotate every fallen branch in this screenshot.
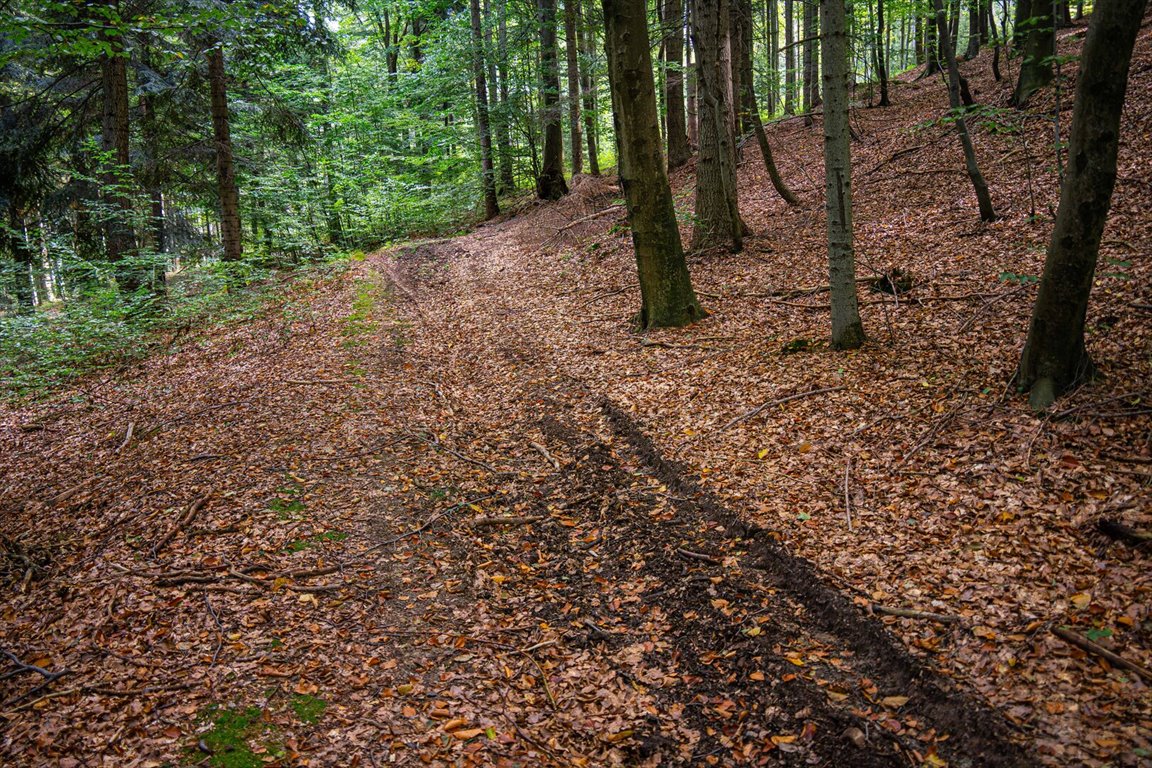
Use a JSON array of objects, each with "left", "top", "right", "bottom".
[
  {"left": 0, "top": 650, "right": 72, "bottom": 707},
  {"left": 140, "top": 401, "right": 246, "bottom": 438},
  {"left": 556, "top": 204, "right": 624, "bottom": 234},
  {"left": 1051, "top": 626, "right": 1152, "bottom": 683},
  {"left": 869, "top": 604, "right": 961, "bottom": 624},
  {"left": 365, "top": 495, "right": 497, "bottom": 553},
  {"left": 528, "top": 441, "right": 561, "bottom": 470},
  {"left": 843, "top": 457, "right": 853, "bottom": 532},
  {"left": 115, "top": 421, "right": 135, "bottom": 454},
  {"left": 471, "top": 515, "right": 544, "bottom": 529},
  {"left": 151, "top": 491, "right": 213, "bottom": 557},
  {"left": 718, "top": 386, "right": 847, "bottom": 432},
  {"left": 283, "top": 378, "right": 355, "bottom": 386},
  {"left": 675, "top": 548, "right": 723, "bottom": 566}
]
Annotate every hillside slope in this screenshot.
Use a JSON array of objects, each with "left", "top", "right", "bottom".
[{"left": 1, "top": 13, "right": 1150, "bottom": 767}]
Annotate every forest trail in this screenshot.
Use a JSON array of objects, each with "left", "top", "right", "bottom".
[{"left": 3, "top": 15, "right": 1152, "bottom": 768}]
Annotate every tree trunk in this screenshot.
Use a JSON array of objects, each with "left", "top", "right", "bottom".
[
  {"left": 564, "top": 0, "right": 583, "bottom": 175},
  {"left": 922, "top": 0, "right": 942, "bottom": 75},
  {"left": 471, "top": 0, "right": 500, "bottom": 218},
  {"left": 1012, "top": 0, "right": 1055, "bottom": 105},
  {"left": 689, "top": 0, "right": 745, "bottom": 252},
  {"left": 536, "top": 0, "right": 569, "bottom": 199},
  {"left": 741, "top": 36, "right": 799, "bottom": 205},
  {"left": 208, "top": 45, "right": 243, "bottom": 262},
  {"left": 965, "top": 0, "right": 982, "bottom": 58},
  {"left": 579, "top": 0, "right": 601, "bottom": 174},
  {"left": 1017, "top": 0, "right": 1148, "bottom": 410},
  {"left": 784, "top": 0, "right": 796, "bottom": 114},
  {"left": 768, "top": 0, "right": 779, "bottom": 114},
  {"left": 665, "top": 0, "right": 692, "bottom": 167},
  {"left": 495, "top": 0, "right": 516, "bottom": 190},
  {"left": 803, "top": 0, "right": 820, "bottom": 111},
  {"left": 731, "top": 0, "right": 750, "bottom": 133},
  {"left": 98, "top": 0, "right": 141, "bottom": 292},
  {"left": 686, "top": 9, "right": 699, "bottom": 146},
  {"left": 875, "top": 0, "right": 890, "bottom": 105},
  {"left": 602, "top": 0, "right": 704, "bottom": 328},
  {"left": 821, "top": 0, "right": 865, "bottom": 350},
  {"left": 933, "top": 0, "right": 996, "bottom": 222}
]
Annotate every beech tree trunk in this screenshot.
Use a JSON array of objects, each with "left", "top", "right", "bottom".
[
  {"left": 602, "top": 0, "right": 704, "bottom": 328},
  {"left": 495, "top": 0, "right": 516, "bottom": 190},
  {"left": 741, "top": 38, "right": 799, "bottom": 205},
  {"left": 536, "top": 0, "right": 569, "bottom": 199},
  {"left": 564, "top": 0, "right": 583, "bottom": 175},
  {"left": 933, "top": 0, "right": 996, "bottom": 222},
  {"left": 471, "top": 0, "right": 499, "bottom": 218},
  {"left": 664, "top": 0, "right": 691, "bottom": 168},
  {"left": 1017, "top": 0, "right": 1148, "bottom": 410},
  {"left": 821, "top": 0, "right": 865, "bottom": 349},
  {"left": 1012, "top": 0, "right": 1055, "bottom": 105},
  {"left": 689, "top": 0, "right": 746, "bottom": 252},
  {"left": 208, "top": 45, "right": 243, "bottom": 262}
]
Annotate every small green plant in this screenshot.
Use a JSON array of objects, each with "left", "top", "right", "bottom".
[
  {"left": 285, "top": 530, "right": 347, "bottom": 553},
  {"left": 998, "top": 271, "right": 1040, "bottom": 285},
  {"left": 290, "top": 694, "right": 327, "bottom": 725}
]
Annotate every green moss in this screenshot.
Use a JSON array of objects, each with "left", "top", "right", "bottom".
[
  {"left": 290, "top": 694, "right": 327, "bottom": 724},
  {"left": 193, "top": 706, "right": 281, "bottom": 768}
]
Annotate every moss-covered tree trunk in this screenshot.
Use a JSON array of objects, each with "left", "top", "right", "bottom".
[
  {"left": 602, "top": 0, "right": 704, "bottom": 328},
  {"left": 821, "top": 0, "right": 865, "bottom": 349},
  {"left": 1017, "top": 0, "right": 1148, "bottom": 410}
]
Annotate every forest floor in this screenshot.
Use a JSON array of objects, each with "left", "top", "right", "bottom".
[{"left": 3, "top": 15, "right": 1152, "bottom": 768}]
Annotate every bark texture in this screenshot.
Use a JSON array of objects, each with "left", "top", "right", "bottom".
[
  {"left": 820, "top": 0, "right": 864, "bottom": 349},
  {"left": 564, "top": 0, "right": 583, "bottom": 176},
  {"left": 602, "top": 0, "right": 703, "bottom": 328},
  {"left": 1017, "top": 0, "right": 1149, "bottom": 410}
]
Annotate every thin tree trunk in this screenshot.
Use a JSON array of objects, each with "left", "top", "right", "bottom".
[
  {"left": 686, "top": 7, "right": 699, "bottom": 145},
  {"left": 208, "top": 44, "right": 243, "bottom": 261},
  {"left": 602, "top": 0, "right": 703, "bottom": 328},
  {"left": 803, "top": 0, "right": 820, "bottom": 111},
  {"left": 932, "top": 0, "right": 996, "bottom": 222},
  {"left": 1017, "top": 0, "right": 1149, "bottom": 409},
  {"left": 821, "top": 0, "right": 865, "bottom": 349},
  {"left": 768, "top": 0, "right": 779, "bottom": 113},
  {"left": 875, "top": 0, "right": 890, "bottom": 105},
  {"left": 965, "top": 0, "right": 982, "bottom": 58},
  {"left": 471, "top": 0, "right": 499, "bottom": 218},
  {"left": 743, "top": 57, "right": 799, "bottom": 205},
  {"left": 665, "top": 0, "right": 692, "bottom": 167},
  {"left": 784, "top": 0, "right": 796, "bottom": 113},
  {"left": 496, "top": 0, "right": 516, "bottom": 189},
  {"left": 536, "top": 0, "right": 569, "bottom": 199},
  {"left": 579, "top": 0, "right": 601, "bottom": 174},
  {"left": 564, "top": 0, "right": 583, "bottom": 175}
]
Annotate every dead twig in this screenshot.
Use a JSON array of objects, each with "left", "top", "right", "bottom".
[
  {"left": 471, "top": 515, "right": 544, "bottom": 529},
  {"left": 675, "top": 548, "right": 723, "bottom": 566},
  {"left": 115, "top": 421, "right": 135, "bottom": 454},
  {"left": 718, "top": 386, "right": 847, "bottom": 432},
  {"left": 528, "top": 441, "right": 561, "bottom": 470},
  {"left": 869, "top": 604, "right": 962, "bottom": 624},
  {"left": 843, "top": 456, "right": 854, "bottom": 532},
  {"left": 283, "top": 378, "right": 355, "bottom": 386},
  {"left": 1051, "top": 626, "right": 1152, "bottom": 683},
  {"left": 151, "top": 491, "right": 213, "bottom": 557}
]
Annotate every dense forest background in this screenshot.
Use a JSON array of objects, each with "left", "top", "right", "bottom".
[{"left": 0, "top": 0, "right": 1044, "bottom": 391}]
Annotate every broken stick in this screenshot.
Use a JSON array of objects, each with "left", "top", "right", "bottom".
[{"left": 1051, "top": 626, "right": 1152, "bottom": 683}]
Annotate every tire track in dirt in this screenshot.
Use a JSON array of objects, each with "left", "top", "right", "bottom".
[{"left": 372, "top": 232, "right": 1033, "bottom": 766}]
